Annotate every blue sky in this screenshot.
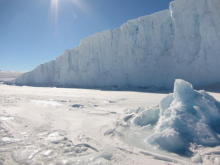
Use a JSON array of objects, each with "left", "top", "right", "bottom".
[{"left": 0, "top": 0, "right": 173, "bottom": 72}]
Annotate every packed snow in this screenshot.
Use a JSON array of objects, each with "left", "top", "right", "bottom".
[
  {"left": 2, "top": 77, "right": 220, "bottom": 164},
  {"left": 14, "top": 0, "right": 220, "bottom": 89},
  {"left": 0, "top": 82, "right": 169, "bottom": 165}
]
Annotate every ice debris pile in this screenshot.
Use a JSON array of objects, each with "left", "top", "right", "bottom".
[
  {"left": 131, "top": 79, "right": 220, "bottom": 153},
  {"left": 14, "top": 0, "right": 220, "bottom": 88}
]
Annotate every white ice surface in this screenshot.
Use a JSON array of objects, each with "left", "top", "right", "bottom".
[
  {"left": 15, "top": 0, "right": 220, "bottom": 89},
  {"left": 0, "top": 84, "right": 170, "bottom": 165},
  {"left": 2, "top": 82, "right": 220, "bottom": 164}
]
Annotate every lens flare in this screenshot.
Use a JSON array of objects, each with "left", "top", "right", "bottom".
[{"left": 72, "top": 13, "right": 77, "bottom": 19}]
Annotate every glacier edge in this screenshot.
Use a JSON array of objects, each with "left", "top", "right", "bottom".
[{"left": 15, "top": 0, "right": 220, "bottom": 89}]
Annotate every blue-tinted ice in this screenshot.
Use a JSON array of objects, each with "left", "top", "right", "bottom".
[{"left": 131, "top": 79, "right": 220, "bottom": 153}]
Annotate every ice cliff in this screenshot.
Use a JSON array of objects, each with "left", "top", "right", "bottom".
[
  {"left": 131, "top": 79, "right": 220, "bottom": 153},
  {"left": 15, "top": 0, "right": 220, "bottom": 88}
]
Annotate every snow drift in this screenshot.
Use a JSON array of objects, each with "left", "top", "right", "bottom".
[
  {"left": 131, "top": 79, "right": 220, "bottom": 153},
  {"left": 15, "top": 0, "right": 220, "bottom": 88}
]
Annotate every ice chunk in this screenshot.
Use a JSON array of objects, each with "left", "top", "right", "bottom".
[
  {"left": 147, "top": 130, "right": 185, "bottom": 152},
  {"left": 42, "top": 149, "right": 54, "bottom": 157},
  {"left": 46, "top": 132, "right": 66, "bottom": 144},
  {"left": 173, "top": 79, "right": 196, "bottom": 102},
  {"left": 131, "top": 106, "right": 160, "bottom": 127},
  {"left": 159, "top": 93, "right": 173, "bottom": 115},
  {"left": 11, "top": 147, "right": 39, "bottom": 163},
  {"left": 131, "top": 79, "right": 220, "bottom": 153}
]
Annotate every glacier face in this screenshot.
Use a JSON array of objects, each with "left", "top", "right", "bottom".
[{"left": 15, "top": 0, "right": 220, "bottom": 88}]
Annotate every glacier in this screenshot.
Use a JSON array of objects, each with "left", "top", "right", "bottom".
[
  {"left": 131, "top": 79, "right": 220, "bottom": 153},
  {"left": 15, "top": 0, "right": 220, "bottom": 88}
]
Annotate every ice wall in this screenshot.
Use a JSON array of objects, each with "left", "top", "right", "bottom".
[{"left": 15, "top": 0, "right": 220, "bottom": 88}]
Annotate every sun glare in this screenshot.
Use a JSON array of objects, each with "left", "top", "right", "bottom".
[
  {"left": 48, "top": 0, "right": 60, "bottom": 35},
  {"left": 48, "top": 0, "right": 93, "bottom": 36}
]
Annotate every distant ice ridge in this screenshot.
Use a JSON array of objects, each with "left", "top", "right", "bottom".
[
  {"left": 131, "top": 79, "right": 220, "bottom": 153},
  {"left": 15, "top": 0, "right": 220, "bottom": 88}
]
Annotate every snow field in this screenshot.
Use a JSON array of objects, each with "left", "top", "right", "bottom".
[{"left": 2, "top": 80, "right": 220, "bottom": 164}]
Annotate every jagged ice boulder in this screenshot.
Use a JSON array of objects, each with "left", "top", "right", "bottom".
[{"left": 131, "top": 79, "right": 220, "bottom": 153}]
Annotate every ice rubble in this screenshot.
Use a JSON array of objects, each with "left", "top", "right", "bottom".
[
  {"left": 131, "top": 79, "right": 220, "bottom": 153},
  {"left": 15, "top": 0, "right": 220, "bottom": 88}
]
